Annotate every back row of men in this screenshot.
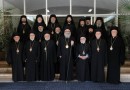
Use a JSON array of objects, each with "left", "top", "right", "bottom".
[{"left": 7, "top": 14, "right": 125, "bottom": 84}]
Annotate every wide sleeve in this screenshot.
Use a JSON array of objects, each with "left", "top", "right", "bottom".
[
  {"left": 57, "top": 38, "right": 62, "bottom": 57},
  {"left": 119, "top": 38, "right": 125, "bottom": 65},
  {"left": 23, "top": 42, "right": 27, "bottom": 62},
  {"left": 52, "top": 41, "right": 57, "bottom": 63},
  {"left": 6, "top": 44, "right": 12, "bottom": 65},
  {"left": 36, "top": 42, "right": 40, "bottom": 62},
  {"left": 104, "top": 40, "right": 108, "bottom": 66}
]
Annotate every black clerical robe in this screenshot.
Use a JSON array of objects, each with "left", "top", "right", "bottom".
[
  {"left": 53, "top": 33, "right": 61, "bottom": 74},
  {"left": 17, "top": 24, "right": 31, "bottom": 42},
  {"left": 76, "top": 26, "right": 87, "bottom": 43},
  {"left": 76, "top": 43, "right": 91, "bottom": 81},
  {"left": 23, "top": 40, "right": 40, "bottom": 81},
  {"left": 35, "top": 31, "right": 44, "bottom": 43},
  {"left": 91, "top": 39, "right": 107, "bottom": 82},
  {"left": 107, "top": 36, "right": 125, "bottom": 84},
  {"left": 7, "top": 42, "right": 24, "bottom": 82},
  {"left": 58, "top": 36, "right": 74, "bottom": 81},
  {"left": 47, "top": 23, "right": 59, "bottom": 34},
  {"left": 40, "top": 40, "right": 57, "bottom": 81}
]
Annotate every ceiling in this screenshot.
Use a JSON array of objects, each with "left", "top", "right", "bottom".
[{"left": 4, "top": 0, "right": 117, "bottom": 14}]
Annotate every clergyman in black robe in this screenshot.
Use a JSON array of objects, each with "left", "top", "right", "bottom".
[
  {"left": 40, "top": 30, "right": 56, "bottom": 81},
  {"left": 23, "top": 31, "right": 40, "bottom": 81},
  {"left": 76, "top": 35, "right": 91, "bottom": 81},
  {"left": 76, "top": 18, "right": 87, "bottom": 43},
  {"left": 85, "top": 17, "right": 91, "bottom": 27},
  {"left": 35, "top": 23, "right": 45, "bottom": 80},
  {"left": 91, "top": 30, "right": 107, "bottom": 82},
  {"left": 87, "top": 25, "right": 95, "bottom": 43},
  {"left": 7, "top": 32, "right": 24, "bottom": 82},
  {"left": 53, "top": 25, "right": 62, "bottom": 74},
  {"left": 58, "top": 27, "right": 75, "bottom": 81},
  {"left": 107, "top": 26, "right": 125, "bottom": 84},
  {"left": 33, "top": 14, "right": 46, "bottom": 33},
  {"left": 63, "top": 15, "right": 76, "bottom": 38},
  {"left": 47, "top": 14, "right": 60, "bottom": 35},
  {"left": 35, "top": 23, "right": 45, "bottom": 43},
  {"left": 94, "top": 17, "right": 107, "bottom": 40},
  {"left": 17, "top": 15, "right": 31, "bottom": 43}
]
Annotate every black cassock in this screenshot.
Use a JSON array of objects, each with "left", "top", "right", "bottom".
[
  {"left": 76, "top": 43, "right": 91, "bottom": 81},
  {"left": 47, "top": 23, "right": 59, "bottom": 34},
  {"left": 107, "top": 37, "right": 125, "bottom": 83},
  {"left": 76, "top": 26, "right": 87, "bottom": 43},
  {"left": 23, "top": 40, "right": 40, "bottom": 81},
  {"left": 53, "top": 33, "right": 61, "bottom": 74},
  {"left": 58, "top": 36, "right": 74, "bottom": 81},
  {"left": 40, "top": 40, "right": 57, "bottom": 81},
  {"left": 91, "top": 39, "right": 107, "bottom": 82},
  {"left": 17, "top": 24, "right": 31, "bottom": 42},
  {"left": 7, "top": 42, "right": 24, "bottom": 82},
  {"left": 87, "top": 31, "right": 95, "bottom": 44},
  {"left": 35, "top": 31, "right": 44, "bottom": 80},
  {"left": 35, "top": 31, "right": 44, "bottom": 42}
]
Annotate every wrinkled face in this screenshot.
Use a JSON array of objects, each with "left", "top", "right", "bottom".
[
  {"left": 96, "top": 20, "right": 102, "bottom": 26},
  {"left": 86, "top": 20, "right": 91, "bottom": 25},
  {"left": 80, "top": 21, "right": 85, "bottom": 27},
  {"left": 13, "top": 36, "right": 20, "bottom": 42},
  {"left": 95, "top": 31, "right": 101, "bottom": 39},
  {"left": 44, "top": 34, "right": 50, "bottom": 41},
  {"left": 111, "top": 30, "right": 118, "bottom": 37},
  {"left": 89, "top": 28, "right": 93, "bottom": 33},
  {"left": 51, "top": 17, "right": 56, "bottom": 23},
  {"left": 37, "top": 17, "right": 42, "bottom": 23},
  {"left": 67, "top": 17, "right": 72, "bottom": 23},
  {"left": 38, "top": 26, "right": 44, "bottom": 32},
  {"left": 55, "top": 27, "right": 61, "bottom": 34},
  {"left": 64, "top": 29, "right": 71, "bottom": 38},
  {"left": 30, "top": 33, "right": 35, "bottom": 41},
  {"left": 21, "top": 17, "right": 26, "bottom": 24},
  {"left": 80, "top": 37, "right": 86, "bottom": 44}
]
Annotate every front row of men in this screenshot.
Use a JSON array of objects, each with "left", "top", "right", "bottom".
[{"left": 7, "top": 26, "right": 125, "bottom": 84}]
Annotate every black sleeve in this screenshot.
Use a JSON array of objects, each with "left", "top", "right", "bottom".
[
  {"left": 36, "top": 42, "right": 40, "bottom": 62},
  {"left": 6, "top": 44, "right": 12, "bottom": 65},
  {"left": 57, "top": 38, "right": 62, "bottom": 57},
  {"left": 23, "top": 43, "right": 27, "bottom": 62},
  {"left": 120, "top": 38, "right": 125, "bottom": 65}
]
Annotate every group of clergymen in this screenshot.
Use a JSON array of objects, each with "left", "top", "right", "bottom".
[{"left": 7, "top": 14, "right": 125, "bottom": 84}]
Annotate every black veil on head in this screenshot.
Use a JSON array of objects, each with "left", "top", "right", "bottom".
[
  {"left": 88, "top": 25, "right": 94, "bottom": 30},
  {"left": 11, "top": 32, "right": 20, "bottom": 42},
  {"left": 33, "top": 14, "right": 46, "bottom": 29},
  {"left": 87, "top": 25, "right": 94, "bottom": 32},
  {"left": 94, "top": 29, "right": 103, "bottom": 39},
  {"left": 63, "top": 25, "right": 71, "bottom": 33},
  {"left": 110, "top": 26, "right": 122, "bottom": 37},
  {"left": 54, "top": 24, "right": 62, "bottom": 32},
  {"left": 48, "top": 14, "right": 59, "bottom": 25},
  {"left": 94, "top": 17, "right": 105, "bottom": 27},
  {"left": 29, "top": 29, "right": 36, "bottom": 35},
  {"left": 43, "top": 30, "right": 51, "bottom": 36},
  {"left": 85, "top": 17, "right": 91, "bottom": 21},
  {"left": 64, "top": 15, "right": 75, "bottom": 25},
  {"left": 79, "top": 33, "right": 86, "bottom": 38},
  {"left": 78, "top": 18, "right": 85, "bottom": 27},
  {"left": 18, "top": 15, "right": 29, "bottom": 25}
]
